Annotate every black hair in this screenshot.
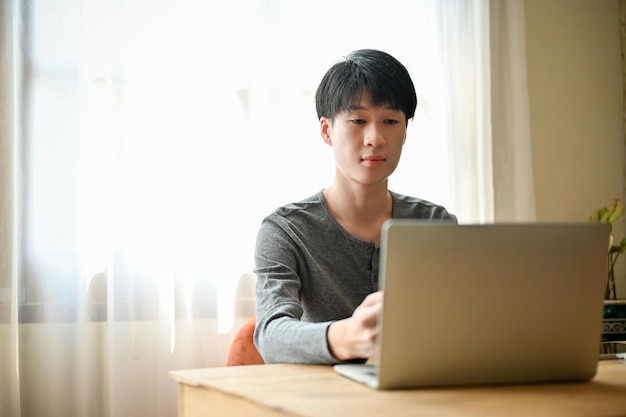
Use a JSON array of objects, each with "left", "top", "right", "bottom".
[{"left": 315, "top": 49, "right": 417, "bottom": 123}]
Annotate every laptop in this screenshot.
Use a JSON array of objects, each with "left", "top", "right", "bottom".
[{"left": 334, "top": 220, "right": 610, "bottom": 389}]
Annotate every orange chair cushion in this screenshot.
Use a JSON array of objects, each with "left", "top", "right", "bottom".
[{"left": 226, "top": 315, "right": 265, "bottom": 366}]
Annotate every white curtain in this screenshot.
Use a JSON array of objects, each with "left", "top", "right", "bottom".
[
  {"left": 0, "top": 1, "right": 535, "bottom": 416},
  {"left": 490, "top": 0, "right": 536, "bottom": 222}
]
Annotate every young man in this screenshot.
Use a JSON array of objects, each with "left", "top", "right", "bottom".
[{"left": 254, "top": 49, "right": 457, "bottom": 364}]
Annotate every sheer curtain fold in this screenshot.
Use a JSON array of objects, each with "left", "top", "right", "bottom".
[
  {"left": 434, "top": 0, "right": 495, "bottom": 223},
  {"left": 1, "top": 1, "right": 536, "bottom": 416},
  {"left": 490, "top": 0, "right": 537, "bottom": 222},
  {"left": 1, "top": 1, "right": 22, "bottom": 416}
]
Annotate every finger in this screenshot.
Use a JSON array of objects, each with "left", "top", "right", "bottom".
[
  {"left": 359, "top": 301, "right": 383, "bottom": 328},
  {"left": 361, "top": 290, "right": 383, "bottom": 307}
]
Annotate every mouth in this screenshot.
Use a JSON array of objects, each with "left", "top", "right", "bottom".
[
  {"left": 362, "top": 155, "right": 385, "bottom": 161},
  {"left": 362, "top": 155, "right": 386, "bottom": 166}
]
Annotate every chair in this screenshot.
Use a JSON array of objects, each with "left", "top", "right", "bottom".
[{"left": 226, "top": 315, "right": 265, "bottom": 366}]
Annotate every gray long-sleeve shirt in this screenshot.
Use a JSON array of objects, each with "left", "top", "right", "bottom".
[{"left": 254, "top": 190, "right": 457, "bottom": 364}]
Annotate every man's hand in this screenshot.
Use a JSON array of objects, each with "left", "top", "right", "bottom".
[{"left": 327, "top": 291, "right": 383, "bottom": 361}]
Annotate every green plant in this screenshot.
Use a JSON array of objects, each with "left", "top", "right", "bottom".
[{"left": 589, "top": 198, "right": 626, "bottom": 299}]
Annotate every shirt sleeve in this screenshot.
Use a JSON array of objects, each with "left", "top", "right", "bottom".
[{"left": 253, "top": 218, "right": 339, "bottom": 364}]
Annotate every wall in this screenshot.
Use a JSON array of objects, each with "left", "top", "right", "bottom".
[{"left": 524, "top": 0, "right": 625, "bottom": 295}]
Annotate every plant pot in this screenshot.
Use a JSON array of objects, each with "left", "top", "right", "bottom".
[{"left": 601, "top": 299, "right": 626, "bottom": 355}]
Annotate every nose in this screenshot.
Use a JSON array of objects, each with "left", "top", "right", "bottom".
[{"left": 363, "top": 123, "right": 385, "bottom": 147}]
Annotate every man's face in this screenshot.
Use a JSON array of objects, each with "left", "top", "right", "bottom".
[{"left": 320, "top": 93, "right": 407, "bottom": 188}]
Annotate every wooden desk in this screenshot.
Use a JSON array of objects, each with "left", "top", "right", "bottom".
[{"left": 170, "top": 360, "right": 626, "bottom": 417}]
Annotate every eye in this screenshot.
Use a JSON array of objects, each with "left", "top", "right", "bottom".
[
  {"left": 350, "top": 119, "right": 366, "bottom": 125},
  {"left": 384, "top": 119, "right": 399, "bottom": 125}
]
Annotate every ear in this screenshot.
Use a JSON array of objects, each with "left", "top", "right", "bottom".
[
  {"left": 402, "top": 119, "right": 409, "bottom": 144},
  {"left": 320, "top": 117, "right": 332, "bottom": 146}
]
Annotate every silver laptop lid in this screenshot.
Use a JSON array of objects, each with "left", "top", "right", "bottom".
[{"left": 375, "top": 221, "right": 609, "bottom": 389}]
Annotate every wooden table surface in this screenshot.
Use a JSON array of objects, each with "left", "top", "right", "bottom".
[{"left": 170, "top": 360, "right": 626, "bottom": 417}]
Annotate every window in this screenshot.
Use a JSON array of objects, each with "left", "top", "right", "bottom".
[{"left": 20, "top": 0, "right": 457, "bottom": 328}]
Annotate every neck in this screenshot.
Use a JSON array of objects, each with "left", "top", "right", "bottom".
[
  {"left": 325, "top": 185, "right": 390, "bottom": 218},
  {"left": 323, "top": 181, "right": 392, "bottom": 244}
]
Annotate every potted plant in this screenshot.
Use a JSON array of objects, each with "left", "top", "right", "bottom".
[
  {"left": 589, "top": 199, "right": 626, "bottom": 349},
  {"left": 589, "top": 198, "right": 626, "bottom": 300}
]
